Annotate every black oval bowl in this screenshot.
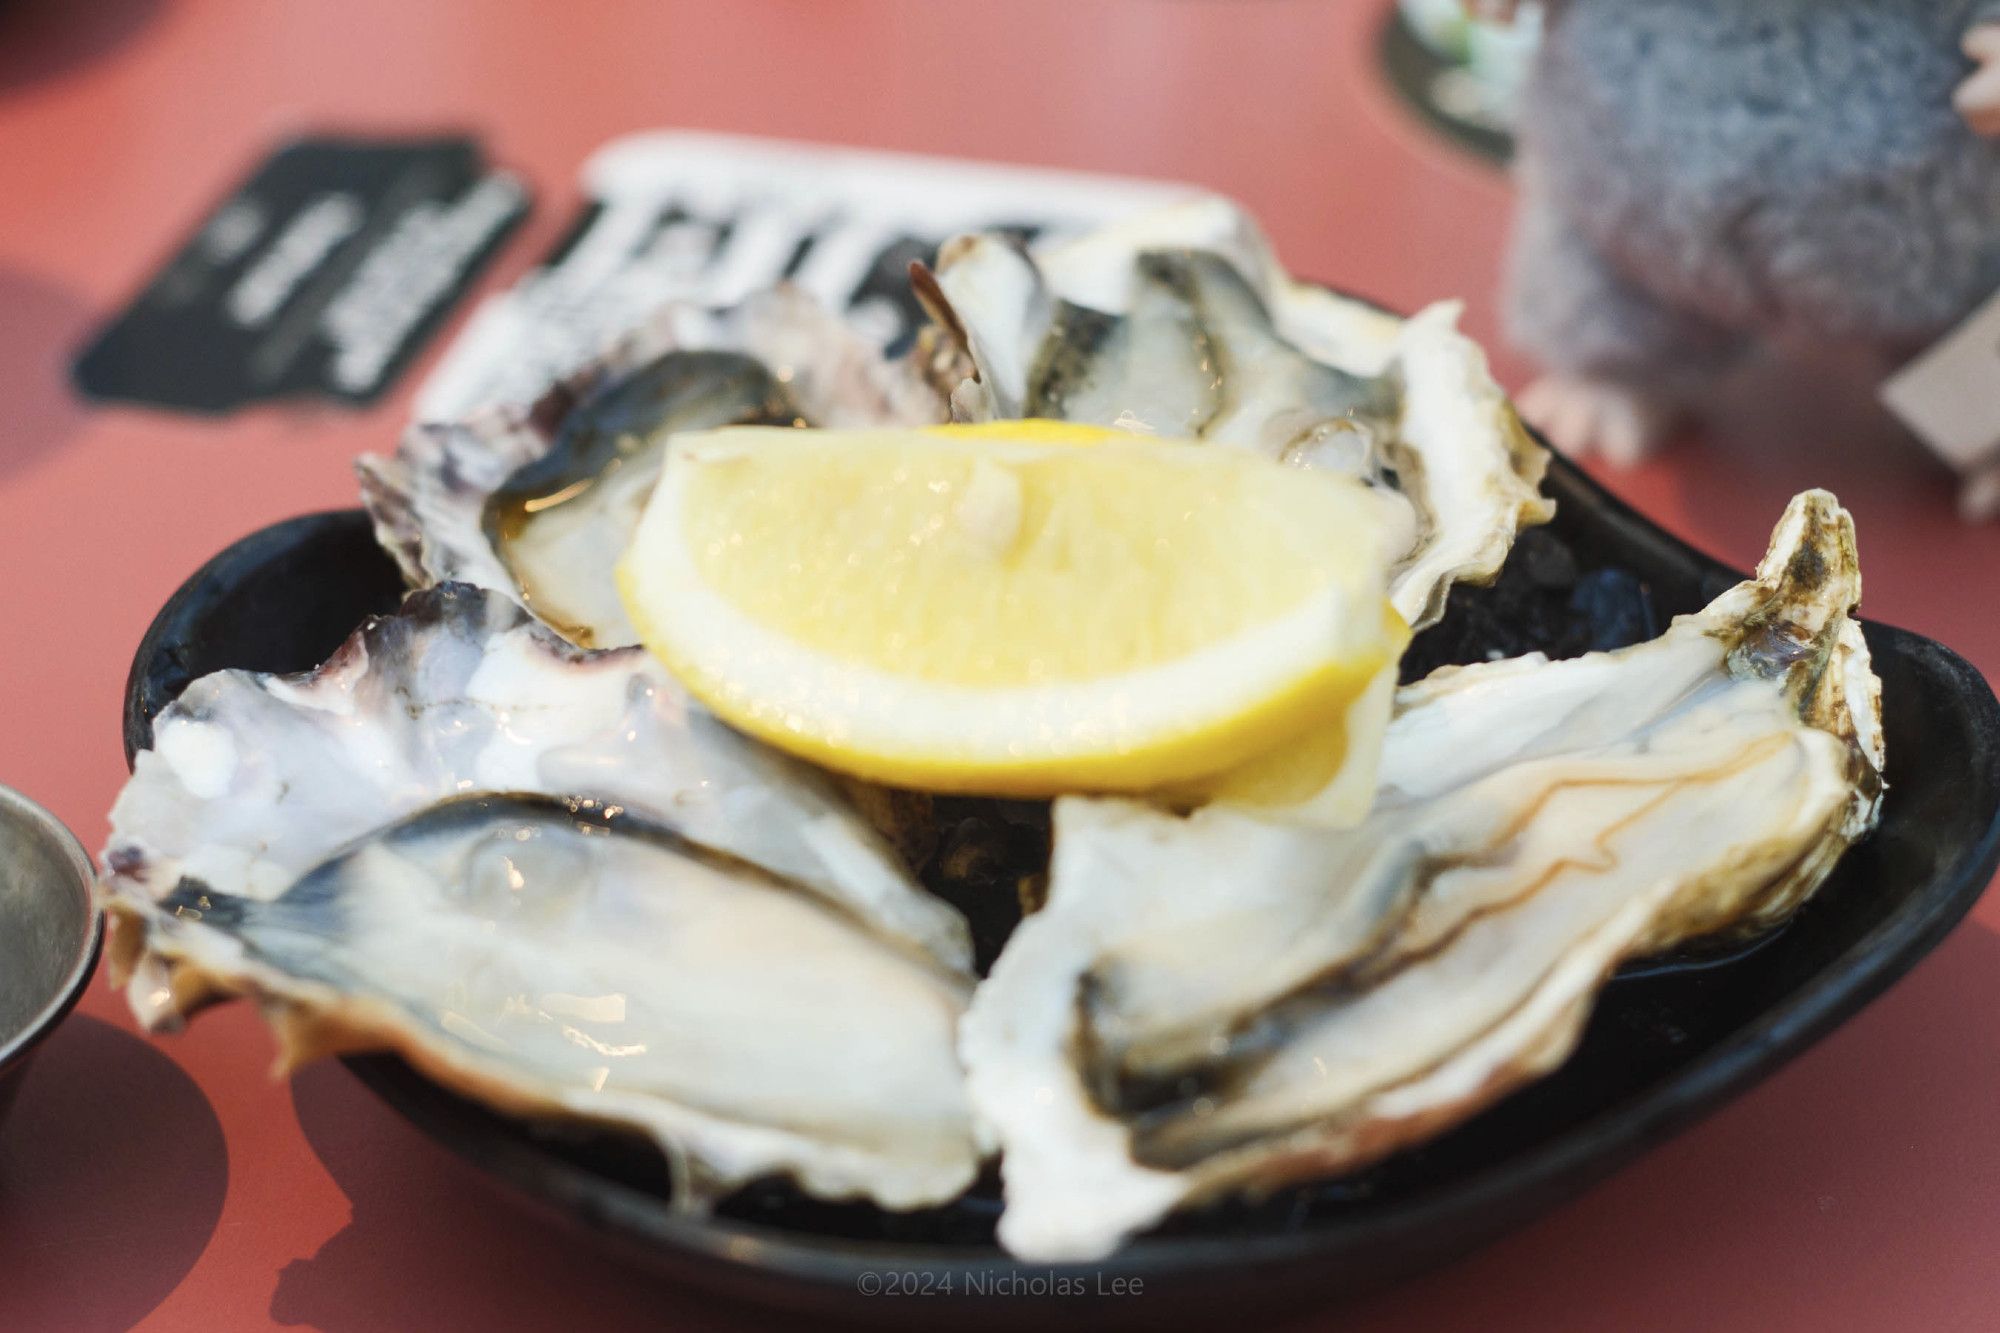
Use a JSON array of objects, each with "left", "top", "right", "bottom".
[{"left": 121, "top": 454, "right": 2000, "bottom": 1328}]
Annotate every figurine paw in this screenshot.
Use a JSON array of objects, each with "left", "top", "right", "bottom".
[
  {"left": 1515, "top": 373, "right": 1676, "bottom": 467},
  {"left": 1956, "top": 25, "right": 2000, "bottom": 137}
]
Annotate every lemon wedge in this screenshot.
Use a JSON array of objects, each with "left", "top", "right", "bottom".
[{"left": 618, "top": 423, "right": 1406, "bottom": 803}]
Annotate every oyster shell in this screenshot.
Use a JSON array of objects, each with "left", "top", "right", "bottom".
[
  {"left": 961, "top": 491, "right": 1883, "bottom": 1260},
  {"left": 915, "top": 199, "right": 1554, "bottom": 629},
  {"left": 103, "top": 584, "right": 983, "bottom": 1210},
  {"left": 103, "top": 584, "right": 973, "bottom": 1011},
  {"left": 119, "top": 792, "right": 981, "bottom": 1210},
  {"left": 358, "top": 288, "right": 947, "bottom": 648}
]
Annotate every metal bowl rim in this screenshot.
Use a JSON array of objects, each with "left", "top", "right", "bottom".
[{"left": 0, "top": 783, "right": 103, "bottom": 1069}]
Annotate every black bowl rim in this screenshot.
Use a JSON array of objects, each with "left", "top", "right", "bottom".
[
  {"left": 0, "top": 783, "right": 104, "bottom": 1072},
  {"left": 116, "top": 454, "right": 2000, "bottom": 1294}
]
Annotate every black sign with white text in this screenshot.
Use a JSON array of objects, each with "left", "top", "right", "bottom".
[{"left": 73, "top": 134, "right": 528, "bottom": 412}]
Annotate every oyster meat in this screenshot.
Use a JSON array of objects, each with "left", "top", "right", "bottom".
[
  {"left": 359, "top": 288, "right": 947, "bottom": 648},
  {"left": 917, "top": 198, "right": 1554, "bottom": 628},
  {"left": 961, "top": 491, "right": 1884, "bottom": 1259},
  {"left": 119, "top": 793, "right": 980, "bottom": 1210},
  {"left": 103, "top": 585, "right": 982, "bottom": 1210}
]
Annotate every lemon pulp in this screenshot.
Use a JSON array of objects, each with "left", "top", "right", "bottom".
[{"left": 619, "top": 422, "right": 1405, "bottom": 806}]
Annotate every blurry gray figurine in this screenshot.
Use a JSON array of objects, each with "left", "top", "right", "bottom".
[{"left": 1472, "top": 0, "right": 2000, "bottom": 516}]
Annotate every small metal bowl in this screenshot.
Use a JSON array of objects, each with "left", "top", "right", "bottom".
[{"left": 0, "top": 784, "right": 101, "bottom": 1126}]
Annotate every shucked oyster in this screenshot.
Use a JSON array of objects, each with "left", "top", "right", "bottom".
[
  {"left": 103, "top": 585, "right": 981, "bottom": 1209},
  {"left": 359, "top": 288, "right": 947, "bottom": 648},
  {"left": 961, "top": 491, "right": 1883, "bottom": 1259},
  {"left": 915, "top": 198, "right": 1554, "bottom": 629},
  {"left": 119, "top": 794, "right": 979, "bottom": 1209}
]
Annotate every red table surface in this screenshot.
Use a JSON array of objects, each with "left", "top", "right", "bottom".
[{"left": 2, "top": 2, "right": 1997, "bottom": 1330}]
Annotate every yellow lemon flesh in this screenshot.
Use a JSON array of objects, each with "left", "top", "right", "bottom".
[{"left": 618, "top": 423, "right": 1406, "bottom": 807}]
